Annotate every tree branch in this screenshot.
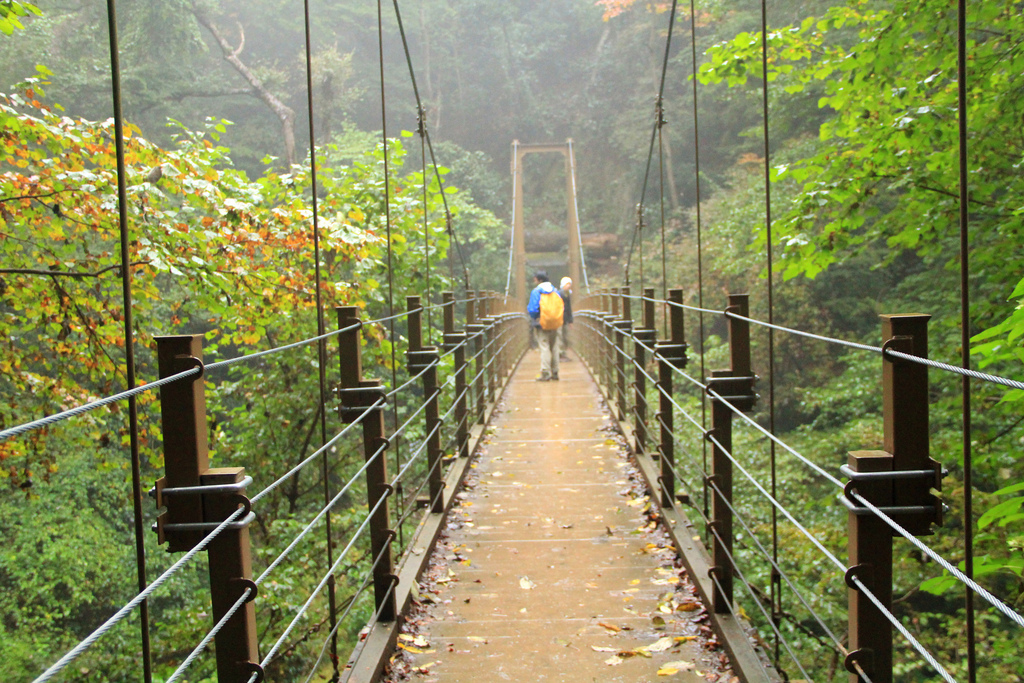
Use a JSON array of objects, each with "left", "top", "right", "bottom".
[
  {"left": 0, "top": 261, "right": 150, "bottom": 279},
  {"left": 191, "top": 6, "right": 296, "bottom": 166}
]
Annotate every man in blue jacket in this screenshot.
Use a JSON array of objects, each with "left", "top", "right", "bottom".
[{"left": 527, "top": 271, "right": 561, "bottom": 381}]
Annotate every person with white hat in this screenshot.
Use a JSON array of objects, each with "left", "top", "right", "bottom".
[{"left": 558, "top": 277, "right": 573, "bottom": 361}]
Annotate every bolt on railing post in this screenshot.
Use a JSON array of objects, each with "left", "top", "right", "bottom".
[
  {"left": 657, "top": 289, "right": 687, "bottom": 507},
  {"left": 407, "top": 296, "right": 443, "bottom": 512},
  {"left": 844, "top": 313, "right": 940, "bottom": 683},
  {"left": 633, "top": 288, "right": 657, "bottom": 454},
  {"left": 705, "top": 294, "right": 757, "bottom": 615},
  {"left": 336, "top": 306, "right": 396, "bottom": 622},
  {"left": 154, "top": 335, "right": 260, "bottom": 683},
  {"left": 443, "top": 292, "right": 469, "bottom": 458}
]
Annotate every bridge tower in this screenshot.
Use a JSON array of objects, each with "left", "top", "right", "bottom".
[{"left": 510, "top": 139, "right": 584, "bottom": 304}]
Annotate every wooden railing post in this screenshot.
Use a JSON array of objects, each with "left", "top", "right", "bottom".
[
  {"left": 336, "top": 306, "right": 396, "bottom": 622},
  {"left": 844, "top": 314, "right": 941, "bottom": 683},
  {"left": 466, "top": 292, "right": 487, "bottom": 425},
  {"left": 614, "top": 287, "right": 632, "bottom": 423},
  {"left": 633, "top": 287, "right": 657, "bottom": 454},
  {"left": 657, "top": 289, "right": 687, "bottom": 507},
  {"left": 154, "top": 335, "right": 260, "bottom": 683},
  {"left": 407, "top": 296, "right": 443, "bottom": 512},
  {"left": 443, "top": 292, "right": 470, "bottom": 458},
  {"left": 705, "top": 294, "right": 757, "bottom": 614}
]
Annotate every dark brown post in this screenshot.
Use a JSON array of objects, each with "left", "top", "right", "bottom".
[
  {"left": 336, "top": 306, "right": 396, "bottom": 622},
  {"left": 613, "top": 287, "right": 632, "bottom": 423},
  {"left": 155, "top": 336, "right": 260, "bottom": 683},
  {"left": 657, "top": 289, "right": 687, "bottom": 506},
  {"left": 633, "top": 288, "right": 657, "bottom": 454},
  {"left": 467, "top": 292, "right": 486, "bottom": 424},
  {"left": 844, "top": 314, "right": 940, "bottom": 683},
  {"left": 705, "top": 294, "right": 757, "bottom": 615},
  {"left": 407, "top": 296, "right": 443, "bottom": 512},
  {"left": 443, "top": 292, "right": 470, "bottom": 458}
]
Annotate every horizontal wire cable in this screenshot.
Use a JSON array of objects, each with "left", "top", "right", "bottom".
[
  {"left": 32, "top": 506, "right": 245, "bottom": 683},
  {"left": 707, "top": 386, "right": 845, "bottom": 489},
  {"left": 849, "top": 575, "right": 958, "bottom": 683},
  {"left": 164, "top": 586, "right": 253, "bottom": 683},
  {"left": 257, "top": 492, "right": 390, "bottom": 674},
  {"left": 0, "top": 366, "right": 200, "bottom": 442},
  {"left": 723, "top": 309, "right": 882, "bottom": 354},
  {"left": 706, "top": 474, "right": 848, "bottom": 656},
  {"left": 250, "top": 399, "right": 384, "bottom": 505},
  {"left": 884, "top": 348, "right": 1024, "bottom": 391},
  {"left": 255, "top": 439, "right": 389, "bottom": 586},
  {"left": 705, "top": 526, "right": 809, "bottom": 682},
  {"left": 706, "top": 432, "right": 846, "bottom": 574},
  {"left": 849, "top": 490, "right": 1024, "bottom": 628},
  {"left": 301, "top": 542, "right": 393, "bottom": 683},
  {"left": 390, "top": 418, "right": 444, "bottom": 488},
  {"left": 386, "top": 359, "right": 440, "bottom": 399},
  {"left": 205, "top": 322, "right": 361, "bottom": 373}
]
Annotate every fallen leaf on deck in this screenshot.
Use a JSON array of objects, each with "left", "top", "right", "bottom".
[
  {"left": 519, "top": 576, "right": 536, "bottom": 589},
  {"left": 598, "top": 622, "right": 621, "bottom": 632},
  {"left": 605, "top": 655, "right": 624, "bottom": 666},
  {"left": 640, "top": 636, "right": 675, "bottom": 653},
  {"left": 467, "top": 636, "right": 487, "bottom": 643},
  {"left": 591, "top": 646, "right": 618, "bottom": 652},
  {"left": 659, "top": 660, "right": 696, "bottom": 675}
]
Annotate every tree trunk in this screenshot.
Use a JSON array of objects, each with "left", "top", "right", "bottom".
[{"left": 192, "top": 7, "right": 297, "bottom": 167}]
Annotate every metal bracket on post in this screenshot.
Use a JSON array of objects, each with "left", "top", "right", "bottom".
[
  {"left": 336, "top": 306, "right": 396, "bottom": 622},
  {"left": 844, "top": 313, "right": 941, "bottom": 683},
  {"left": 153, "top": 335, "right": 260, "bottom": 683},
  {"left": 705, "top": 294, "right": 758, "bottom": 615},
  {"left": 656, "top": 288, "right": 688, "bottom": 507}
]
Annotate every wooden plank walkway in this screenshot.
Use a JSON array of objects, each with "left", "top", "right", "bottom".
[{"left": 384, "top": 349, "right": 736, "bottom": 682}]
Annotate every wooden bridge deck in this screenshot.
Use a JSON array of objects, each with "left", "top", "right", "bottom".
[{"left": 386, "top": 349, "right": 732, "bottom": 682}]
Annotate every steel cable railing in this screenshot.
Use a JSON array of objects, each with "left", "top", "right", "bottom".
[
  {"left": 300, "top": 541, "right": 395, "bottom": 683},
  {"left": 580, "top": 303, "right": 1021, "bottom": 682},
  {"left": 0, "top": 311, "right": 417, "bottom": 445},
  {"left": 251, "top": 491, "right": 392, "bottom": 682},
  {"left": 25, "top": 303, "right": 526, "bottom": 683},
  {"left": 849, "top": 574, "right": 957, "bottom": 683},
  {"left": 31, "top": 505, "right": 248, "bottom": 683}
]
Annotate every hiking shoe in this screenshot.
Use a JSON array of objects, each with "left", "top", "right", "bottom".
[
  {"left": 552, "top": 373, "right": 560, "bottom": 381},
  {"left": 535, "top": 374, "right": 551, "bottom": 382}
]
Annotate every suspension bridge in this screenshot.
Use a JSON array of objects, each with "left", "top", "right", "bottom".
[{"left": 2, "top": 0, "right": 1023, "bottom": 682}]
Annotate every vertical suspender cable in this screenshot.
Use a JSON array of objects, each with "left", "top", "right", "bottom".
[
  {"left": 625, "top": 0, "right": 679, "bottom": 287},
  {"left": 506, "top": 142, "right": 518, "bottom": 298},
  {"left": 567, "top": 140, "right": 590, "bottom": 292},
  {"left": 688, "top": 0, "right": 709, "bottom": 524},
  {"left": 419, "top": 109, "right": 432, "bottom": 333},
  {"left": 956, "top": 0, "right": 976, "bottom": 679},
  {"left": 104, "top": 3, "right": 152, "bottom": 680},
  {"left": 377, "top": 0, "right": 404, "bottom": 532},
  {"left": 391, "top": 0, "right": 469, "bottom": 298},
  {"left": 759, "top": 0, "right": 782, "bottom": 660},
  {"left": 657, "top": 98, "right": 668, "bottom": 336},
  {"left": 301, "top": 1, "right": 340, "bottom": 677}
]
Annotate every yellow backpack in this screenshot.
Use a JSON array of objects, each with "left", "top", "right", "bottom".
[{"left": 538, "top": 290, "right": 564, "bottom": 330}]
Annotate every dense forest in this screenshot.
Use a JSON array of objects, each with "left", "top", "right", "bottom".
[{"left": 1, "top": 0, "right": 1021, "bottom": 681}]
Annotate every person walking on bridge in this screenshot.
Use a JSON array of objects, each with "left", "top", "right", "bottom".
[
  {"left": 527, "top": 271, "right": 563, "bottom": 381},
  {"left": 559, "top": 276, "right": 573, "bottom": 362}
]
